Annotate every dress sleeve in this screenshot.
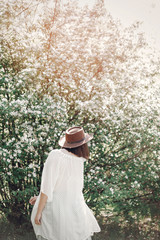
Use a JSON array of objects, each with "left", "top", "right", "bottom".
[{"left": 40, "top": 150, "right": 59, "bottom": 202}]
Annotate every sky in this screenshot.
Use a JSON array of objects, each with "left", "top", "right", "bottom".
[
  {"left": 105, "top": 0, "right": 160, "bottom": 50},
  {"left": 71, "top": 0, "right": 160, "bottom": 51}
]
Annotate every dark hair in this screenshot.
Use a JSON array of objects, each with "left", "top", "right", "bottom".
[{"left": 62, "top": 143, "right": 89, "bottom": 159}]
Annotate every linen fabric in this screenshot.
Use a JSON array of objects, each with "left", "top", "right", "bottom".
[{"left": 31, "top": 149, "right": 101, "bottom": 240}]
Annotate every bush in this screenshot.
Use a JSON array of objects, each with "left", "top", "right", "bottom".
[{"left": 0, "top": 0, "right": 160, "bottom": 224}]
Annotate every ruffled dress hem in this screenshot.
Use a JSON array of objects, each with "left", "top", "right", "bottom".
[{"left": 36, "top": 229, "right": 100, "bottom": 240}]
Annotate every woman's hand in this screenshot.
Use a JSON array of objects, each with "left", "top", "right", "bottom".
[
  {"left": 35, "top": 212, "right": 42, "bottom": 225},
  {"left": 29, "top": 195, "right": 38, "bottom": 205}
]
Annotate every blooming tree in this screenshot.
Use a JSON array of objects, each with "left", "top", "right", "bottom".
[{"left": 0, "top": 0, "right": 160, "bottom": 223}]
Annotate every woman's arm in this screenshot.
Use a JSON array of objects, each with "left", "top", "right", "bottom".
[{"left": 35, "top": 192, "right": 48, "bottom": 225}]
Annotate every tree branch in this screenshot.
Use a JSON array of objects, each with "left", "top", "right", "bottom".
[
  {"left": 113, "top": 192, "right": 153, "bottom": 203},
  {"left": 104, "top": 146, "right": 150, "bottom": 167},
  {"left": 15, "top": 2, "right": 41, "bottom": 17}
]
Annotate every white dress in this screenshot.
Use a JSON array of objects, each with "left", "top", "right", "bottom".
[{"left": 31, "top": 149, "right": 101, "bottom": 240}]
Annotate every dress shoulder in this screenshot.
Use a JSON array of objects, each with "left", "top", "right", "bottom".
[{"left": 45, "top": 149, "right": 60, "bottom": 163}]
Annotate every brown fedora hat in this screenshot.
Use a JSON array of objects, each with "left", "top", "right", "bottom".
[{"left": 58, "top": 126, "right": 93, "bottom": 148}]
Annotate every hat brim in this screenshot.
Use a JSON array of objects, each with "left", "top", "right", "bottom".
[{"left": 58, "top": 133, "right": 93, "bottom": 149}]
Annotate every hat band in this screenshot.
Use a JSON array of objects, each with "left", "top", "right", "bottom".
[{"left": 67, "top": 137, "right": 85, "bottom": 144}]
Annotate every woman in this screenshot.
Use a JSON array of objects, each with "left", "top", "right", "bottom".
[{"left": 29, "top": 126, "right": 101, "bottom": 240}]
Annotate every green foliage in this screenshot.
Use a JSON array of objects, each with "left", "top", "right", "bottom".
[{"left": 0, "top": 0, "right": 160, "bottom": 225}]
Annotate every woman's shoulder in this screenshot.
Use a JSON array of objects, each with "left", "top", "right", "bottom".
[
  {"left": 45, "top": 149, "right": 61, "bottom": 163},
  {"left": 49, "top": 148, "right": 60, "bottom": 155}
]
